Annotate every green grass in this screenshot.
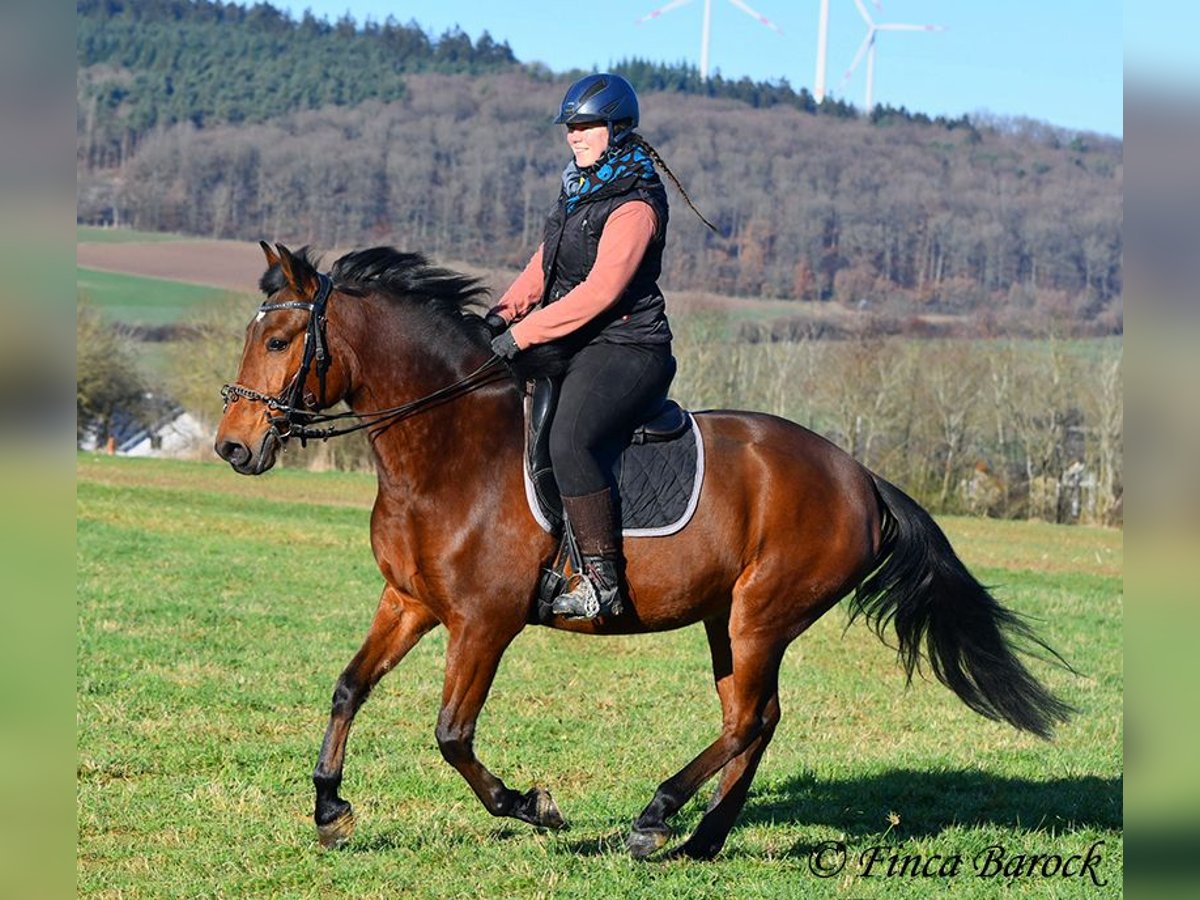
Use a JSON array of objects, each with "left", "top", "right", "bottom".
[
  {"left": 77, "top": 226, "right": 188, "bottom": 244},
  {"left": 77, "top": 267, "right": 248, "bottom": 327},
  {"left": 77, "top": 455, "right": 1122, "bottom": 898}
]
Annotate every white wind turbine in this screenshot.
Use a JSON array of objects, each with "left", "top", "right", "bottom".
[
  {"left": 814, "top": 0, "right": 832, "bottom": 102},
  {"left": 840, "top": 0, "right": 944, "bottom": 110},
  {"left": 637, "top": 0, "right": 783, "bottom": 82}
]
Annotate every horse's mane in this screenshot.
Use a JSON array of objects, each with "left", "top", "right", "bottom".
[
  {"left": 260, "top": 245, "right": 569, "bottom": 380},
  {"left": 332, "top": 247, "right": 491, "bottom": 313},
  {"left": 260, "top": 245, "right": 492, "bottom": 344}
]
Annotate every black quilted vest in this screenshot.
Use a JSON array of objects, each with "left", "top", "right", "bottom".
[{"left": 539, "top": 169, "right": 671, "bottom": 348}]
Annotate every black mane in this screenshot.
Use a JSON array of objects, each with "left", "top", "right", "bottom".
[
  {"left": 331, "top": 247, "right": 490, "bottom": 314},
  {"left": 259, "top": 244, "right": 568, "bottom": 379},
  {"left": 260, "top": 245, "right": 493, "bottom": 345}
]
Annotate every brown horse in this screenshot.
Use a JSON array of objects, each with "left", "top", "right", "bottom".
[{"left": 215, "top": 243, "right": 1072, "bottom": 860}]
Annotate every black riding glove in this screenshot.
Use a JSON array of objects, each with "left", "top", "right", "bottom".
[
  {"left": 483, "top": 312, "right": 508, "bottom": 339},
  {"left": 490, "top": 330, "right": 520, "bottom": 360}
]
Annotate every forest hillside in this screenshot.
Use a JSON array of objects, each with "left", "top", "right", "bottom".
[{"left": 78, "top": 0, "right": 1123, "bottom": 335}]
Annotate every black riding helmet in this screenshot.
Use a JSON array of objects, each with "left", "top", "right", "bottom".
[{"left": 554, "top": 73, "right": 639, "bottom": 145}]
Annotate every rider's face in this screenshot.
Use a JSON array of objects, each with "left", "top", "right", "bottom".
[{"left": 565, "top": 122, "right": 609, "bottom": 168}]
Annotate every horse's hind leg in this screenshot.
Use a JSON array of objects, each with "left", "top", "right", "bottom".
[
  {"left": 673, "top": 617, "right": 782, "bottom": 859},
  {"left": 627, "top": 624, "right": 784, "bottom": 859},
  {"left": 313, "top": 586, "right": 439, "bottom": 848}
]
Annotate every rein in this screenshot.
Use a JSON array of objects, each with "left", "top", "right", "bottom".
[{"left": 220, "top": 272, "right": 509, "bottom": 445}]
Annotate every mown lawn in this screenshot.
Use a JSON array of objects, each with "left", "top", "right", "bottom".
[{"left": 77, "top": 455, "right": 1122, "bottom": 898}]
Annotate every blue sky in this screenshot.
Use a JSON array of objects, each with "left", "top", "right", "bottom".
[{"left": 279, "top": 1, "right": 1122, "bottom": 136}]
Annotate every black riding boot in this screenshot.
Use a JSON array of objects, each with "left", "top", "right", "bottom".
[{"left": 552, "top": 488, "right": 626, "bottom": 619}]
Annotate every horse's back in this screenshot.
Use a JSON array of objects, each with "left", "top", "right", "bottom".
[
  {"left": 692, "top": 409, "right": 882, "bottom": 601},
  {"left": 692, "top": 408, "right": 876, "bottom": 505}
]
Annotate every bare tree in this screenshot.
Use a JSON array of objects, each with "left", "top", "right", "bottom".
[{"left": 76, "top": 302, "right": 149, "bottom": 446}]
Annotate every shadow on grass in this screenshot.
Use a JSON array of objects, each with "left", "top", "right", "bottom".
[
  {"left": 560, "top": 829, "right": 630, "bottom": 857},
  {"left": 344, "top": 824, "right": 531, "bottom": 854},
  {"left": 340, "top": 770, "right": 1120, "bottom": 859},
  {"left": 557, "top": 769, "right": 1120, "bottom": 860},
  {"left": 742, "top": 769, "right": 1122, "bottom": 840}
]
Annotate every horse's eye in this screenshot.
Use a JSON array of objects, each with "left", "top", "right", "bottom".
[{"left": 266, "top": 337, "right": 289, "bottom": 352}]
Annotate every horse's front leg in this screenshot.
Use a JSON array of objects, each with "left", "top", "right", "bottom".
[
  {"left": 435, "top": 626, "right": 567, "bottom": 831},
  {"left": 313, "top": 586, "right": 439, "bottom": 848}
]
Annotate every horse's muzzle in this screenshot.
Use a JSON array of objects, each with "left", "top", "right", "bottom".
[{"left": 214, "top": 430, "right": 279, "bottom": 475}]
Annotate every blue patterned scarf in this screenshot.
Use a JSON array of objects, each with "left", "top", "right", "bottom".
[{"left": 561, "top": 142, "right": 657, "bottom": 215}]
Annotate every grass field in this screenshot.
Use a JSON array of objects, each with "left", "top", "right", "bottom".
[
  {"left": 78, "top": 226, "right": 188, "bottom": 244},
  {"left": 77, "top": 455, "right": 1122, "bottom": 897},
  {"left": 77, "top": 268, "right": 247, "bottom": 327}
]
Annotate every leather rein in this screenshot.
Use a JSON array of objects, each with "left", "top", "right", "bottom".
[{"left": 220, "top": 272, "right": 509, "bottom": 445}]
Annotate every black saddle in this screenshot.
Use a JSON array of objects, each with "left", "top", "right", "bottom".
[{"left": 526, "top": 378, "right": 695, "bottom": 534}]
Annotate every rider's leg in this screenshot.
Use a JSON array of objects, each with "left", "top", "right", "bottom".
[{"left": 548, "top": 342, "right": 675, "bottom": 619}]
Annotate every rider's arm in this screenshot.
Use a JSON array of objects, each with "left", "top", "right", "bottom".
[
  {"left": 488, "top": 245, "right": 545, "bottom": 324},
  {"left": 508, "top": 202, "right": 657, "bottom": 349}
]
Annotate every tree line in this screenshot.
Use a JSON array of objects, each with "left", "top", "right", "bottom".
[
  {"left": 77, "top": 0, "right": 519, "bottom": 169},
  {"left": 78, "top": 1, "right": 1122, "bottom": 329},
  {"left": 81, "top": 72, "right": 1120, "bottom": 327},
  {"left": 670, "top": 321, "right": 1122, "bottom": 525},
  {"left": 77, "top": 0, "right": 965, "bottom": 170}
]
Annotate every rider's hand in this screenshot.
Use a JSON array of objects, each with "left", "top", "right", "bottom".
[{"left": 490, "top": 330, "right": 521, "bottom": 360}]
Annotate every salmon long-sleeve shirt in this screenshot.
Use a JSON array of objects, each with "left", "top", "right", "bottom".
[{"left": 490, "top": 201, "right": 659, "bottom": 349}]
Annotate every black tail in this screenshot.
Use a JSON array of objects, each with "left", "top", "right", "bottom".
[{"left": 850, "top": 475, "right": 1075, "bottom": 740}]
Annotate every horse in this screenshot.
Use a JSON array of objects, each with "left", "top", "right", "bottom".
[{"left": 215, "top": 242, "right": 1073, "bottom": 860}]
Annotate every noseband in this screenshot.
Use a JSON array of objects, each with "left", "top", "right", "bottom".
[{"left": 220, "top": 271, "right": 507, "bottom": 445}]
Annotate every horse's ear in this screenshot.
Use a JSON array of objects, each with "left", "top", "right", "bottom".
[
  {"left": 274, "top": 243, "right": 317, "bottom": 297},
  {"left": 259, "top": 240, "right": 280, "bottom": 268}
]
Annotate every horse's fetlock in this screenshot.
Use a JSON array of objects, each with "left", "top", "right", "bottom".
[
  {"left": 489, "top": 788, "right": 517, "bottom": 817},
  {"left": 331, "top": 676, "right": 365, "bottom": 715},
  {"left": 435, "top": 722, "right": 474, "bottom": 764}
]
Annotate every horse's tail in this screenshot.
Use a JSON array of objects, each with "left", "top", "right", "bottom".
[{"left": 849, "top": 474, "right": 1075, "bottom": 740}]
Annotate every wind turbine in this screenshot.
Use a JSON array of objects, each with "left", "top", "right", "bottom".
[
  {"left": 841, "top": 0, "right": 944, "bottom": 110},
  {"left": 814, "top": 0, "right": 831, "bottom": 102},
  {"left": 637, "top": 0, "right": 783, "bottom": 82}
]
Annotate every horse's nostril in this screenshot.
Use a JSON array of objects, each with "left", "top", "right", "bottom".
[{"left": 216, "top": 439, "right": 250, "bottom": 467}]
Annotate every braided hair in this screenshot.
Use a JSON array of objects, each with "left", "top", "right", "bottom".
[{"left": 626, "top": 133, "right": 719, "bottom": 235}]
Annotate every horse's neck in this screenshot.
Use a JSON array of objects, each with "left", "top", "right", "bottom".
[
  {"left": 369, "top": 383, "right": 523, "bottom": 496},
  {"left": 344, "top": 324, "right": 523, "bottom": 499}
]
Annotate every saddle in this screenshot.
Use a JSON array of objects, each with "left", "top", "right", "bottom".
[{"left": 524, "top": 378, "right": 703, "bottom": 537}]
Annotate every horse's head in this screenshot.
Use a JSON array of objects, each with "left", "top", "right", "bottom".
[{"left": 215, "top": 242, "right": 353, "bottom": 474}]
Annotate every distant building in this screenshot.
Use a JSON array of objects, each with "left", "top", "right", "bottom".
[{"left": 79, "top": 395, "right": 208, "bottom": 458}]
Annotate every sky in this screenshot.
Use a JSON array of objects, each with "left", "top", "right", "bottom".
[{"left": 276, "top": 1, "right": 1123, "bottom": 137}]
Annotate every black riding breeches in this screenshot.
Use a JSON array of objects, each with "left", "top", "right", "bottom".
[{"left": 548, "top": 341, "right": 676, "bottom": 497}]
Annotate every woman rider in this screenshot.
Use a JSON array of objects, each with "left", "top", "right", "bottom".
[{"left": 486, "top": 73, "right": 711, "bottom": 621}]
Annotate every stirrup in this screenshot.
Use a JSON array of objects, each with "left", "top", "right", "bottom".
[{"left": 551, "top": 566, "right": 624, "bottom": 620}]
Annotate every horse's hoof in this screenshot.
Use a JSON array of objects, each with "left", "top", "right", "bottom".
[
  {"left": 626, "top": 824, "right": 672, "bottom": 859},
  {"left": 316, "top": 807, "right": 356, "bottom": 849},
  {"left": 529, "top": 786, "right": 568, "bottom": 830}
]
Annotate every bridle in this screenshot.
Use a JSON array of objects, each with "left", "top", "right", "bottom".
[{"left": 220, "top": 272, "right": 509, "bottom": 446}]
